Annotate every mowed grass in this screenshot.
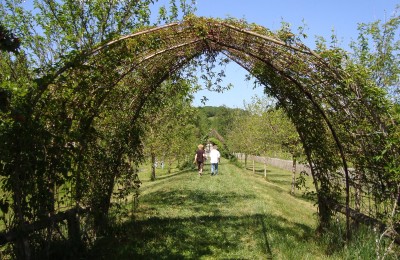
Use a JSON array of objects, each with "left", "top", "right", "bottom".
[{"left": 91, "top": 159, "right": 343, "bottom": 259}]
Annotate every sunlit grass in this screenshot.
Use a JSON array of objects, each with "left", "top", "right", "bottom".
[
  {"left": 2, "top": 158, "right": 398, "bottom": 259},
  {"left": 91, "top": 158, "right": 344, "bottom": 259}
]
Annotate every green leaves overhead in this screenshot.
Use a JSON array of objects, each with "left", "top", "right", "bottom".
[{"left": 0, "top": 23, "right": 20, "bottom": 53}]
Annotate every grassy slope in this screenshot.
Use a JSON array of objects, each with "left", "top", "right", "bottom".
[{"left": 91, "top": 159, "right": 344, "bottom": 260}]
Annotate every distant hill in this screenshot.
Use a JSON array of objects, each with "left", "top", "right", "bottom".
[{"left": 195, "top": 106, "right": 247, "bottom": 138}]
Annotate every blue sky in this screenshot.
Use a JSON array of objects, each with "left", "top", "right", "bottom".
[{"left": 188, "top": 0, "right": 399, "bottom": 108}]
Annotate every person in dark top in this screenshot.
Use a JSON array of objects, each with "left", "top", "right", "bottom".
[{"left": 194, "top": 144, "right": 207, "bottom": 176}]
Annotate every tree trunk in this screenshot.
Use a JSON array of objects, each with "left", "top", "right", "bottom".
[
  {"left": 93, "top": 171, "right": 116, "bottom": 235},
  {"left": 291, "top": 156, "right": 296, "bottom": 195},
  {"left": 264, "top": 159, "right": 267, "bottom": 179},
  {"left": 151, "top": 153, "right": 156, "bottom": 181},
  {"left": 168, "top": 157, "right": 172, "bottom": 174},
  {"left": 355, "top": 170, "right": 361, "bottom": 212},
  {"left": 12, "top": 167, "right": 31, "bottom": 260},
  {"left": 301, "top": 138, "right": 331, "bottom": 231},
  {"left": 92, "top": 149, "right": 123, "bottom": 235},
  {"left": 67, "top": 210, "right": 82, "bottom": 250}
]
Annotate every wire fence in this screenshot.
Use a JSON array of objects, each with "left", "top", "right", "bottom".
[{"left": 233, "top": 153, "right": 311, "bottom": 174}]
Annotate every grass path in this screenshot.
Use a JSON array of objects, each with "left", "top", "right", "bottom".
[{"left": 91, "top": 159, "right": 342, "bottom": 259}]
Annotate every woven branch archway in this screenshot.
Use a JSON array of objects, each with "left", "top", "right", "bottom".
[{"left": 33, "top": 16, "right": 397, "bottom": 235}]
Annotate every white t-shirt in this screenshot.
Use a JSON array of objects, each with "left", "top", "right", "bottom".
[{"left": 209, "top": 149, "right": 221, "bottom": 163}]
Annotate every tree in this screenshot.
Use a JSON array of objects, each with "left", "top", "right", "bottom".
[
  {"left": 226, "top": 108, "right": 255, "bottom": 168},
  {"left": 0, "top": 23, "right": 20, "bottom": 53},
  {"left": 141, "top": 78, "right": 198, "bottom": 180},
  {"left": 344, "top": 6, "right": 400, "bottom": 242},
  {"left": 227, "top": 95, "right": 302, "bottom": 181},
  {"left": 349, "top": 7, "right": 400, "bottom": 101},
  {"left": 0, "top": 0, "right": 196, "bottom": 257}
]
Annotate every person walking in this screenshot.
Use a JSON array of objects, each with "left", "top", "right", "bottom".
[
  {"left": 209, "top": 145, "right": 221, "bottom": 176},
  {"left": 194, "top": 144, "right": 206, "bottom": 176}
]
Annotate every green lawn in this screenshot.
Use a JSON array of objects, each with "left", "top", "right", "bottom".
[{"left": 90, "top": 159, "right": 343, "bottom": 259}]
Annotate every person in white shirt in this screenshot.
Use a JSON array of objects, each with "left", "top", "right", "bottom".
[{"left": 209, "top": 145, "right": 221, "bottom": 176}]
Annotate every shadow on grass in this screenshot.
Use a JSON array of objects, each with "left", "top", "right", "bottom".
[
  {"left": 245, "top": 167, "right": 267, "bottom": 173},
  {"left": 154, "top": 168, "right": 194, "bottom": 181},
  {"left": 88, "top": 213, "right": 313, "bottom": 260},
  {"left": 267, "top": 179, "right": 291, "bottom": 186},
  {"left": 137, "top": 189, "right": 257, "bottom": 217},
  {"left": 86, "top": 168, "right": 315, "bottom": 259}
]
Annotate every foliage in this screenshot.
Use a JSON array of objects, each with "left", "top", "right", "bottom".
[
  {"left": 140, "top": 78, "right": 198, "bottom": 180},
  {"left": 190, "top": 105, "right": 248, "bottom": 160},
  {"left": 343, "top": 7, "right": 400, "bottom": 233},
  {"left": 207, "top": 136, "right": 230, "bottom": 159},
  {"left": 0, "top": 23, "right": 20, "bottom": 53},
  {"left": 195, "top": 105, "right": 242, "bottom": 137},
  {"left": 226, "top": 95, "right": 301, "bottom": 160},
  {"left": 0, "top": 0, "right": 197, "bottom": 257},
  {"left": 178, "top": 159, "right": 196, "bottom": 171},
  {"left": 349, "top": 6, "right": 400, "bottom": 101},
  {"left": 317, "top": 216, "right": 399, "bottom": 259}
]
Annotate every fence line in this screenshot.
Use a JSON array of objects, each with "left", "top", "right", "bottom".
[{"left": 234, "top": 153, "right": 311, "bottom": 174}]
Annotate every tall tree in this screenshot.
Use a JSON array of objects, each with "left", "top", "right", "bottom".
[
  {"left": 141, "top": 78, "right": 198, "bottom": 180},
  {"left": 349, "top": 7, "right": 400, "bottom": 101},
  {"left": 227, "top": 95, "right": 302, "bottom": 179}
]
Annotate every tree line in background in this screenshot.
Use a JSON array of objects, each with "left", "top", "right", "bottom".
[{"left": 147, "top": 100, "right": 299, "bottom": 180}]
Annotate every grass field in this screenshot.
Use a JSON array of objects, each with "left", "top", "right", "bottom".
[
  {"left": 86, "top": 158, "right": 400, "bottom": 259},
  {"left": 2, "top": 158, "right": 397, "bottom": 259},
  {"left": 90, "top": 159, "right": 348, "bottom": 259}
]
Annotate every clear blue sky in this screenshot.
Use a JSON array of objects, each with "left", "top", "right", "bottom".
[{"left": 187, "top": 0, "right": 399, "bottom": 108}]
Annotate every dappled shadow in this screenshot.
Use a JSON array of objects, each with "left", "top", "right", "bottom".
[
  {"left": 86, "top": 167, "right": 316, "bottom": 259},
  {"left": 245, "top": 167, "right": 267, "bottom": 173},
  {"left": 249, "top": 171, "right": 293, "bottom": 187},
  {"left": 88, "top": 213, "right": 313, "bottom": 259},
  {"left": 137, "top": 189, "right": 256, "bottom": 217},
  {"left": 267, "top": 179, "right": 291, "bottom": 186},
  {"left": 265, "top": 173, "right": 292, "bottom": 179},
  {"left": 154, "top": 168, "right": 193, "bottom": 181},
  {"left": 257, "top": 214, "right": 273, "bottom": 259}
]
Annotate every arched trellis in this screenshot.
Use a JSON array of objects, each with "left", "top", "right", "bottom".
[{"left": 9, "top": 15, "right": 398, "bottom": 245}]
